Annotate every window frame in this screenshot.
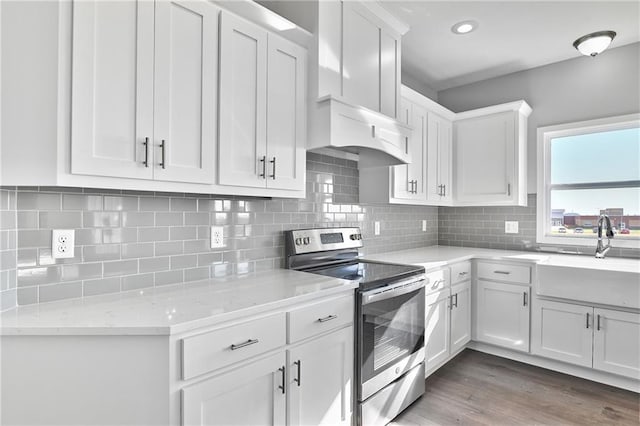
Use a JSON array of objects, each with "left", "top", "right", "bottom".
[{"left": 536, "top": 113, "right": 640, "bottom": 249}]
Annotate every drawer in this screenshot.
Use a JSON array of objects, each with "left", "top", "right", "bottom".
[
  {"left": 450, "top": 261, "right": 471, "bottom": 285},
  {"left": 425, "top": 268, "right": 450, "bottom": 294},
  {"left": 288, "top": 294, "right": 353, "bottom": 343},
  {"left": 477, "top": 262, "right": 531, "bottom": 284},
  {"left": 182, "top": 312, "right": 286, "bottom": 380}
]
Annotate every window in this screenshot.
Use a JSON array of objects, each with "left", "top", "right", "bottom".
[{"left": 537, "top": 114, "right": 640, "bottom": 248}]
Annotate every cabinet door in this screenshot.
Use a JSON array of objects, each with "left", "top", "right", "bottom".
[
  {"left": 426, "top": 113, "right": 452, "bottom": 204},
  {"left": 182, "top": 352, "right": 286, "bottom": 426},
  {"left": 379, "top": 28, "right": 399, "bottom": 118},
  {"left": 593, "top": 308, "right": 640, "bottom": 379},
  {"left": 476, "top": 280, "right": 530, "bottom": 352},
  {"left": 288, "top": 327, "right": 353, "bottom": 426},
  {"left": 454, "top": 111, "right": 515, "bottom": 204},
  {"left": 425, "top": 288, "right": 450, "bottom": 376},
  {"left": 71, "top": 0, "right": 154, "bottom": 179},
  {"left": 450, "top": 281, "right": 471, "bottom": 353},
  {"left": 531, "top": 299, "right": 592, "bottom": 367},
  {"left": 266, "top": 34, "right": 306, "bottom": 191},
  {"left": 342, "top": 2, "right": 380, "bottom": 112},
  {"left": 218, "top": 12, "right": 267, "bottom": 188},
  {"left": 393, "top": 101, "right": 426, "bottom": 201},
  {"left": 153, "top": 0, "right": 217, "bottom": 184}
]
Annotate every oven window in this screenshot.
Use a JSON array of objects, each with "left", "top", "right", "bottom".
[{"left": 361, "top": 288, "right": 424, "bottom": 383}]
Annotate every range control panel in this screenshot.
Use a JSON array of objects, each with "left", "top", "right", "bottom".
[{"left": 285, "top": 227, "right": 363, "bottom": 255}]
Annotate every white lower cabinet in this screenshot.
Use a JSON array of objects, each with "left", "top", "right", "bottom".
[
  {"left": 287, "top": 327, "right": 353, "bottom": 426},
  {"left": 532, "top": 299, "right": 640, "bottom": 379},
  {"left": 181, "top": 293, "right": 354, "bottom": 426},
  {"left": 182, "top": 352, "right": 287, "bottom": 426},
  {"left": 476, "top": 280, "right": 530, "bottom": 352},
  {"left": 450, "top": 281, "right": 471, "bottom": 353},
  {"left": 424, "top": 264, "right": 471, "bottom": 377}
]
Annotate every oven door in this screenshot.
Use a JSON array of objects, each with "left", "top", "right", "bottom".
[{"left": 359, "top": 277, "right": 425, "bottom": 401}]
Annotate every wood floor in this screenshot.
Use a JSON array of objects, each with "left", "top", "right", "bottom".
[{"left": 390, "top": 350, "right": 640, "bottom": 426}]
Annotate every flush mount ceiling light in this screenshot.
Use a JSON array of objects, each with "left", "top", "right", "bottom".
[
  {"left": 451, "top": 20, "right": 478, "bottom": 35},
  {"left": 573, "top": 30, "right": 617, "bottom": 57}
]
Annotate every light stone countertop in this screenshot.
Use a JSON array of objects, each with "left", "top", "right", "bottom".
[
  {"left": 364, "top": 245, "right": 640, "bottom": 274},
  {"left": 0, "top": 270, "right": 358, "bottom": 336}
]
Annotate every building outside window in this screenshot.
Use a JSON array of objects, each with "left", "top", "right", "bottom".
[{"left": 537, "top": 113, "right": 640, "bottom": 248}]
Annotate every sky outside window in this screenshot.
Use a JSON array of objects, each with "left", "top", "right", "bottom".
[{"left": 550, "top": 127, "right": 640, "bottom": 215}]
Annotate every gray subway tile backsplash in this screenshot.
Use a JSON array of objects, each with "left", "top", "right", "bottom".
[{"left": 10, "top": 152, "right": 635, "bottom": 308}]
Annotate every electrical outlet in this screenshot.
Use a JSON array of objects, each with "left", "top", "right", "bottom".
[
  {"left": 422, "top": 220, "right": 427, "bottom": 232},
  {"left": 505, "top": 221, "right": 519, "bottom": 234},
  {"left": 374, "top": 221, "right": 380, "bottom": 236},
  {"left": 52, "top": 229, "right": 75, "bottom": 259},
  {"left": 211, "top": 226, "right": 224, "bottom": 248}
]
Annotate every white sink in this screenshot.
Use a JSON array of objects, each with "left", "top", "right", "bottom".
[{"left": 537, "top": 256, "right": 640, "bottom": 309}]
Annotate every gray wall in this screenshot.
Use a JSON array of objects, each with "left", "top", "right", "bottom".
[
  {"left": 0, "top": 153, "right": 438, "bottom": 308},
  {"left": 438, "top": 42, "right": 640, "bottom": 194},
  {"left": 401, "top": 71, "right": 438, "bottom": 101}
]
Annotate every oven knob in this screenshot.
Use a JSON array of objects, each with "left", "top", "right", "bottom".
[
  {"left": 350, "top": 234, "right": 356, "bottom": 240},
  {"left": 295, "top": 238, "right": 302, "bottom": 246},
  {"left": 357, "top": 234, "right": 362, "bottom": 240},
  {"left": 303, "top": 237, "right": 310, "bottom": 245}
]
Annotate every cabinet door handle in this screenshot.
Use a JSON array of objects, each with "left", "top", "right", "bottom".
[
  {"left": 586, "top": 312, "right": 590, "bottom": 329},
  {"left": 259, "top": 156, "right": 266, "bottom": 179},
  {"left": 449, "top": 295, "right": 453, "bottom": 310},
  {"left": 159, "top": 139, "right": 166, "bottom": 169},
  {"left": 371, "top": 125, "right": 376, "bottom": 138},
  {"left": 269, "top": 157, "right": 276, "bottom": 180},
  {"left": 443, "top": 184, "right": 446, "bottom": 197},
  {"left": 523, "top": 291, "right": 528, "bottom": 307},
  {"left": 453, "top": 293, "right": 458, "bottom": 308},
  {"left": 318, "top": 314, "right": 337, "bottom": 323},
  {"left": 507, "top": 183, "right": 511, "bottom": 196},
  {"left": 494, "top": 270, "right": 511, "bottom": 275},
  {"left": 230, "top": 338, "right": 259, "bottom": 350},
  {"left": 142, "top": 137, "right": 149, "bottom": 167},
  {"left": 278, "top": 366, "right": 286, "bottom": 394},
  {"left": 597, "top": 314, "right": 601, "bottom": 331},
  {"left": 294, "top": 360, "right": 301, "bottom": 386}
]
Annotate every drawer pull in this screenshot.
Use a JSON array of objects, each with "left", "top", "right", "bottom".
[
  {"left": 278, "top": 366, "right": 286, "bottom": 394},
  {"left": 597, "top": 314, "right": 601, "bottom": 331},
  {"left": 318, "top": 314, "right": 338, "bottom": 323},
  {"left": 230, "top": 339, "right": 259, "bottom": 351},
  {"left": 294, "top": 360, "right": 301, "bottom": 386},
  {"left": 494, "top": 270, "right": 511, "bottom": 275},
  {"left": 523, "top": 292, "right": 528, "bottom": 307},
  {"left": 458, "top": 271, "right": 468, "bottom": 276}
]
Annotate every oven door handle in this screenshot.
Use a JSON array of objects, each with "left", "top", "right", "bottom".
[{"left": 361, "top": 276, "right": 425, "bottom": 305}]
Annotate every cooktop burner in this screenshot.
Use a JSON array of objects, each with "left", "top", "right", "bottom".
[{"left": 306, "top": 260, "right": 424, "bottom": 291}]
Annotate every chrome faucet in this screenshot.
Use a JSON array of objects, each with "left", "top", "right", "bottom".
[{"left": 595, "top": 214, "right": 614, "bottom": 258}]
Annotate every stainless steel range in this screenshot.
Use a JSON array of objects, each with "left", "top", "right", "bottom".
[{"left": 285, "top": 227, "right": 426, "bottom": 426}]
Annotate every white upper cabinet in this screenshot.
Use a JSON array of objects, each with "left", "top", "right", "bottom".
[
  {"left": 392, "top": 99, "right": 426, "bottom": 201},
  {"left": 342, "top": 2, "right": 399, "bottom": 117},
  {"left": 71, "top": 0, "right": 155, "bottom": 180},
  {"left": 426, "top": 112, "right": 453, "bottom": 205},
  {"left": 359, "top": 85, "right": 455, "bottom": 206},
  {"left": 71, "top": 0, "right": 217, "bottom": 184},
  {"left": 454, "top": 101, "right": 532, "bottom": 206},
  {"left": 153, "top": 0, "right": 217, "bottom": 184},
  {"left": 218, "top": 11, "right": 306, "bottom": 191}
]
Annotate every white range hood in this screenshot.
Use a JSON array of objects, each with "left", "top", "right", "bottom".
[{"left": 308, "top": 96, "right": 412, "bottom": 168}]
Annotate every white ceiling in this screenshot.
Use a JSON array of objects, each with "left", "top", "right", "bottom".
[{"left": 379, "top": 1, "right": 640, "bottom": 91}]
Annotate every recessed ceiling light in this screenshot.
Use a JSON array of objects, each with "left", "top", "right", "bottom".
[{"left": 452, "top": 20, "right": 478, "bottom": 35}]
